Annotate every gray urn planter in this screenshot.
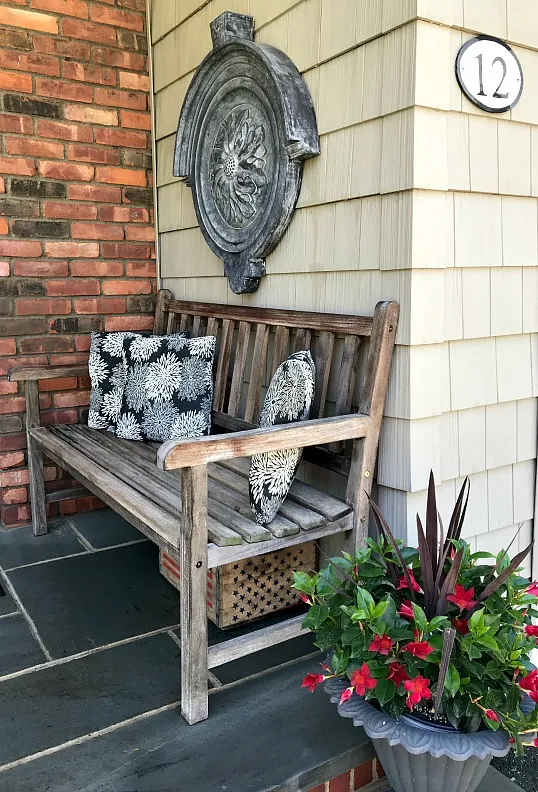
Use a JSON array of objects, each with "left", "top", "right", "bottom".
[{"left": 325, "top": 678, "right": 510, "bottom": 792}]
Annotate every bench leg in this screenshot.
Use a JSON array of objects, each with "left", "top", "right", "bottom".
[
  {"left": 26, "top": 380, "right": 47, "bottom": 537},
  {"left": 179, "top": 464, "right": 209, "bottom": 724}
]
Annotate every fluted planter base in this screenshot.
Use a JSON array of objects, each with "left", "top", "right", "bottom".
[{"left": 325, "top": 679, "right": 510, "bottom": 792}]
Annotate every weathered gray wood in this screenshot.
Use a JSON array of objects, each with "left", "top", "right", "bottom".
[
  {"left": 180, "top": 464, "right": 209, "bottom": 724},
  {"left": 329, "top": 335, "right": 361, "bottom": 453},
  {"left": 209, "top": 463, "right": 325, "bottom": 530},
  {"left": 214, "top": 318, "right": 233, "bottom": 411},
  {"left": 312, "top": 331, "right": 335, "bottom": 419},
  {"left": 208, "top": 512, "right": 353, "bottom": 568},
  {"left": 207, "top": 496, "right": 273, "bottom": 543},
  {"left": 64, "top": 426, "right": 242, "bottom": 547},
  {"left": 26, "top": 380, "right": 47, "bottom": 536},
  {"left": 227, "top": 321, "right": 250, "bottom": 417},
  {"left": 153, "top": 288, "right": 171, "bottom": 334},
  {"left": 208, "top": 614, "right": 307, "bottom": 668},
  {"left": 167, "top": 298, "right": 375, "bottom": 336},
  {"left": 221, "top": 457, "right": 352, "bottom": 522},
  {"left": 192, "top": 315, "right": 202, "bottom": 337},
  {"left": 159, "top": 413, "right": 370, "bottom": 470},
  {"left": 166, "top": 311, "right": 176, "bottom": 334},
  {"left": 346, "top": 301, "right": 399, "bottom": 550},
  {"left": 209, "top": 479, "right": 300, "bottom": 542},
  {"left": 270, "top": 325, "right": 290, "bottom": 378},
  {"left": 30, "top": 427, "right": 179, "bottom": 548},
  {"left": 293, "top": 328, "right": 312, "bottom": 353},
  {"left": 179, "top": 314, "right": 189, "bottom": 332},
  {"left": 9, "top": 364, "right": 88, "bottom": 382},
  {"left": 244, "top": 322, "right": 269, "bottom": 423},
  {"left": 45, "top": 486, "right": 87, "bottom": 504},
  {"left": 206, "top": 317, "right": 218, "bottom": 338}
]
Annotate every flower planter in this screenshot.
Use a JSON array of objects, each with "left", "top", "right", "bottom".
[{"left": 325, "top": 678, "right": 510, "bottom": 792}]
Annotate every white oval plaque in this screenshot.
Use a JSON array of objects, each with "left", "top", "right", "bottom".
[{"left": 456, "top": 35, "right": 523, "bottom": 113}]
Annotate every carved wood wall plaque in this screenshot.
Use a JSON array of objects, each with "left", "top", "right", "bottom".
[{"left": 174, "top": 12, "right": 320, "bottom": 294}]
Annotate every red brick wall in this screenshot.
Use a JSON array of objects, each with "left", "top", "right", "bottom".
[
  {"left": 0, "top": 0, "right": 156, "bottom": 528},
  {"left": 308, "top": 758, "right": 385, "bottom": 792}
]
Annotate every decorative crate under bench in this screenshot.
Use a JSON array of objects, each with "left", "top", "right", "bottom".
[{"left": 160, "top": 541, "right": 316, "bottom": 629}]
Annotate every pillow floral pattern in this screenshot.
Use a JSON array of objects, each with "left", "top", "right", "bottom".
[
  {"left": 88, "top": 332, "right": 146, "bottom": 431},
  {"left": 249, "top": 351, "right": 315, "bottom": 525},
  {"left": 116, "top": 334, "right": 216, "bottom": 442}
]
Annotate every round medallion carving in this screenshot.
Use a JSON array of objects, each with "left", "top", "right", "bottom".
[{"left": 174, "top": 12, "right": 320, "bottom": 294}]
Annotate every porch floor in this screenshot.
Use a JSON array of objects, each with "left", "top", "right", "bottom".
[{"left": 0, "top": 510, "right": 527, "bottom": 792}]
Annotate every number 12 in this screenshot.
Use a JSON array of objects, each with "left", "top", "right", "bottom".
[{"left": 476, "top": 53, "right": 509, "bottom": 99}]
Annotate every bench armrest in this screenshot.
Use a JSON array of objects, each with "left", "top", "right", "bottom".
[
  {"left": 9, "top": 364, "right": 89, "bottom": 382},
  {"left": 157, "top": 413, "right": 370, "bottom": 470}
]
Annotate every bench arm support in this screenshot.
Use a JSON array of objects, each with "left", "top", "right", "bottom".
[
  {"left": 9, "top": 364, "right": 89, "bottom": 382},
  {"left": 157, "top": 413, "right": 370, "bottom": 471}
]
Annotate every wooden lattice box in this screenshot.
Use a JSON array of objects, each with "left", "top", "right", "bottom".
[{"left": 159, "top": 542, "right": 316, "bottom": 629}]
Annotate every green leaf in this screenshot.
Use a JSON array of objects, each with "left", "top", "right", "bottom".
[
  {"left": 428, "top": 616, "right": 449, "bottom": 631},
  {"left": 374, "top": 678, "right": 396, "bottom": 707},
  {"left": 476, "top": 634, "right": 499, "bottom": 652},
  {"left": 356, "top": 587, "right": 375, "bottom": 617},
  {"left": 468, "top": 608, "right": 486, "bottom": 635},
  {"left": 302, "top": 604, "right": 329, "bottom": 630},
  {"left": 412, "top": 602, "right": 427, "bottom": 634},
  {"left": 444, "top": 664, "right": 461, "bottom": 697},
  {"left": 372, "top": 600, "right": 389, "bottom": 620},
  {"left": 314, "top": 627, "right": 341, "bottom": 651},
  {"left": 292, "top": 571, "right": 317, "bottom": 594}
]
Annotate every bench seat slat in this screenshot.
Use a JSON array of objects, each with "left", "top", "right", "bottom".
[{"left": 219, "top": 457, "right": 351, "bottom": 521}]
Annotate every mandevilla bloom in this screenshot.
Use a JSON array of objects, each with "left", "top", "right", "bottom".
[
  {"left": 447, "top": 584, "right": 477, "bottom": 610},
  {"left": 339, "top": 687, "right": 353, "bottom": 705},
  {"left": 484, "top": 709, "right": 500, "bottom": 722},
  {"left": 387, "top": 662, "right": 410, "bottom": 687},
  {"left": 519, "top": 670, "right": 538, "bottom": 703},
  {"left": 452, "top": 617, "right": 470, "bottom": 635},
  {"left": 368, "top": 634, "right": 394, "bottom": 655},
  {"left": 297, "top": 592, "right": 311, "bottom": 605},
  {"left": 524, "top": 625, "right": 538, "bottom": 637},
  {"left": 350, "top": 663, "right": 378, "bottom": 696},
  {"left": 527, "top": 582, "right": 538, "bottom": 597},
  {"left": 399, "top": 601, "right": 414, "bottom": 619},
  {"left": 398, "top": 571, "right": 422, "bottom": 593},
  {"left": 301, "top": 673, "right": 325, "bottom": 693},
  {"left": 404, "top": 675, "right": 431, "bottom": 710},
  {"left": 403, "top": 641, "right": 434, "bottom": 660}
]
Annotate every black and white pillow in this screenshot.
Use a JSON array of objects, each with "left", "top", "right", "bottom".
[
  {"left": 88, "top": 332, "right": 145, "bottom": 431},
  {"left": 115, "top": 334, "right": 216, "bottom": 442},
  {"left": 249, "top": 351, "right": 315, "bottom": 525}
]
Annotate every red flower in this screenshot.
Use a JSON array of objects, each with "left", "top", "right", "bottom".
[
  {"left": 404, "top": 675, "right": 432, "bottom": 710},
  {"left": 339, "top": 687, "right": 353, "bottom": 705},
  {"left": 387, "top": 662, "right": 410, "bottom": 687},
  {"left": 302, "top": 673, "right": 324, "bottom": 693},
  {"left": 527, "top": 582, "right": 538, "bottom": 597},
  {"left": 368, "top": 635, "right": 394, "bottom": 656},
  {"left": 403, "top": 641, "right": 434, "bottom": 660},
  {"left": 398, "top": 571, "right": 422, "bottom": 593},
  {"left": 519, "top": 670, "right": 538, "bottom": 703},
  {"left": 452, "top": 618, "right": 470, "bottom": 635},
  {"left": 525, "top": 625, "right": 538, "bottom": 637},
  {"left": 298, "top": 592, "right": 311, "bottom": 604},
  {"left": 485, "top": 709, "right": 500, "bottom": 722},
  {"left": 534, "top": 739, "right": 538, "bottom": 748},
  {"left": 350, "top": 663, "right": 378, "bottom": 696},
  {"left": 399, "top": 601, "right": 414, "bottom": 619},
  {"left": 447, "top": 584, "right": 477, "bottom": 610}
]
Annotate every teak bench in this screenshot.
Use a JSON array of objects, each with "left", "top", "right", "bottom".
[{"left": 9, "top": 289, "right": 399, "bottom": 724}]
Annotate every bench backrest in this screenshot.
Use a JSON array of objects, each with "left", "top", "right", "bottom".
[{"left": 154, "top": 290, "right": 399, "bottom": 476}]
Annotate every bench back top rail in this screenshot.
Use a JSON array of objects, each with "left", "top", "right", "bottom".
[{"left": 154, "top": 290, "right": 399, "bottom": 467}]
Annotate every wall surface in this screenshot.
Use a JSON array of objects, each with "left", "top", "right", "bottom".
[
  {"left": 151, "top": 0, "right": 537, "bottom": 569},
  {"left": 0, "top": 0, "right": 156, "bottom": 528}
]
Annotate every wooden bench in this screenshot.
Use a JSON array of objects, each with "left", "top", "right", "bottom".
[{"left": 9, "top": 289, "right": 399, "bottom": 724}]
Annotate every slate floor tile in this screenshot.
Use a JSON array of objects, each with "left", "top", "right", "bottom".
[
  {"left": 66, "top": 509, "right": 144, "bottom": 549},
  {"left": 0, "top": 520, "right": 85, "bottom": 570},
  {"left": 0, "top": 632, "right": 181, "bottom": 769},
  {"left": 0, "top": 615, "right": 45, "bottom": 676},
  {"left": 7, "top": 543, "right": 179, "bottom": 658},
  {"left": 215, "top": 633, "right": 318, "bottom": 684},
  {"left": 0, "top": 587, "right": 17, "bottom": 617}
]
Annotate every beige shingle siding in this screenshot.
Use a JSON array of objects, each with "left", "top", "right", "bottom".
[{"left": 151, "top": 0, "right": 537, "bottom": 548}]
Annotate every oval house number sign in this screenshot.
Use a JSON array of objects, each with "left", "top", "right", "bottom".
[
  {"left": 174, "top": 12, "right": 320, "bottom": 294},
  {"left": 455, "top": 35, "right": 524, "bottom": 113}
]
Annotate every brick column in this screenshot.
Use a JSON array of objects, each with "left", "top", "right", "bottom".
[{"left": 0, "top": 0, "right": 156, "bottom": 528}]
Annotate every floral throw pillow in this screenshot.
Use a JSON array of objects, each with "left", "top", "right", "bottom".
[
  {"left": 115, "top": 334, "right": 216, "bottom": 442},
  {"left": 88, "top": 332, "right": 146, "bottom": 431},
  {"left": 249, "top": 351, "right": 316, "bottom": 525}
]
